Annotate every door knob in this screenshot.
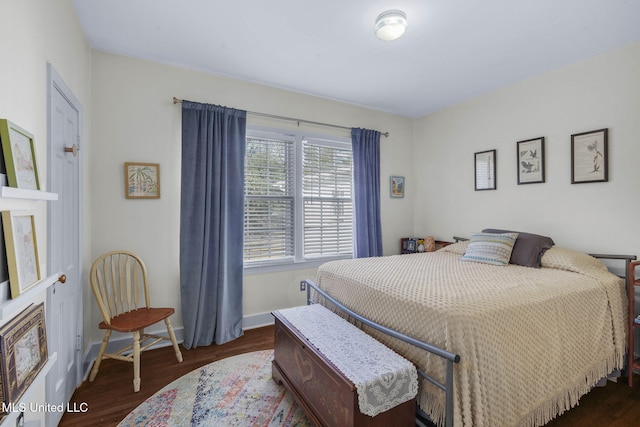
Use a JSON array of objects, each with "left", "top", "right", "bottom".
[
  {"left": 64, "top": 144, "right": 79, "bottom": 157},
  {"left": 58, "top": 274, "right": 67, "bottom": 284}
]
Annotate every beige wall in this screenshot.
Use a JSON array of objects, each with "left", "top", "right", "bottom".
[
  {"left": 0, "top": 0, "right": 92, "bottom": 296},
  {"left": 89, "top": 51, "right": 415, "bottom": 345},
  {"left": 413, "top": 41, "right": 640, "bottom": 260},
  {"left": 0, "top": 0, "right": 92, "bottom": 423}
]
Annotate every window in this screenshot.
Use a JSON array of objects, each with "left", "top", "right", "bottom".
[
  {"left": 244, "top": 133, "right": 295, "bottom": 261},
  {"left": 244, "top": 127, "right": 353, "bottom": 269},
  {"left": 303, "top": 140, "right": 353, "bottom": 257}
]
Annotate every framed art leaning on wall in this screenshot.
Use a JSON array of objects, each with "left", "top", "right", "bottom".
[
  {"left": 0, "top": 119, "right": 40, "bottom": 190},
  {"left": 1, "top": 211, "right": 41, "bottom": 298},
  {"left": 0, "top": 303, "right": 48, "bottom": 408}
]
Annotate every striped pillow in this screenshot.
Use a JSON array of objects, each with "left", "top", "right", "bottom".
[{"left": 461, "top": 232, "right": 519, "bottom": 266}]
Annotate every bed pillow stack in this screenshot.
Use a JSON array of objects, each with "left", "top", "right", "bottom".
[
  {"left": 482, "top": 228, "right": 555, "bottom": 268},
  {"left": 460, "top": 232, "right": 519, "bottom": 266}
]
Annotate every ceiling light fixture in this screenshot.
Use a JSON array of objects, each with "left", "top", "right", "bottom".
[{"left": 374, "top": 10, "right": 408, "bottom": 41}]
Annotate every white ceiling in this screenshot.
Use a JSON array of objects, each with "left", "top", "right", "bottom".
[{"left": 73, "top": 0, "right": 640, "bottom": 118}]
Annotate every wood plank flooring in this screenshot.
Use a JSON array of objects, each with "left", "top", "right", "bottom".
[
  {"left": 59, "top": 325, "right": 640, "bottom": 426},
  {"left": 59, "top": 326, "right": 275, "bottom": 427}
]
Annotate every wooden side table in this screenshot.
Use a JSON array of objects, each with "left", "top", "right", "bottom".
[{"left": 400, "top": 237, "right": 451, "bottom": 254}]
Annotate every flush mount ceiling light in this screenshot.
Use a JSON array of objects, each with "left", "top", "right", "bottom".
[{"left": 374, "top": 10, "right": 408, "bottom": 41}]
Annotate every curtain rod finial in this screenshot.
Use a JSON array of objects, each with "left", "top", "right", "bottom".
[{"left": 173, "top": 97, "right": 182, "bottom": 104}]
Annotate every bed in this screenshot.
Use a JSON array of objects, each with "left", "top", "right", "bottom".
[{"left": 305, "top": 231, "right": 634, "bottom": 427}]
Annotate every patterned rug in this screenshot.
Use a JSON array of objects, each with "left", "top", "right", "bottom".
[{"left": 118, "top": 350, "right": 312, "bottom": 426}]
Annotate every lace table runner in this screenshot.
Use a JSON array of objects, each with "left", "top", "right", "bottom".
[{"left": 276, "top": 304, "right": 418, "bottom": 417}]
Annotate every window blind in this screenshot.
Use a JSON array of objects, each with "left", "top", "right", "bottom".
[
  {"left": 244, "top": 136, "right": 295, "bottom": 261},
  {"left": 302, "top": 140, "right": 353, "bottom": 257}
]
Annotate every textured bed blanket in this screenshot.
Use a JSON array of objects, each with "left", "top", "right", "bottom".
[{"left": 314, "top": 243, "right": 627, "bottom": 427}]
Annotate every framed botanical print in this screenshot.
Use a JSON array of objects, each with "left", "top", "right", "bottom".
[
  {"left": 474, "top": 150, "right": 496, "bottom": 191},
  {"left": 0, "top": 119, "right": 40, "bottom": 190},
  {"left": 390, "top": 175, "right": 405, "bottom": 198},
  {"left": 571, "top": 128, "right": 608, "bottom": 183},
  {"left": 1, "top": 211, "right": 41, "bottom": 298},
  {"left": 517, "top": 137, "right": 545, "bottom": 184},
  {"left": 125, "top": 162, "right": 160, "bottom": 199}
]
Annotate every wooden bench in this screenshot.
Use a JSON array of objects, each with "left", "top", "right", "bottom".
[{"left": 272, "top": 304, "right": 416, "bottom": 427}]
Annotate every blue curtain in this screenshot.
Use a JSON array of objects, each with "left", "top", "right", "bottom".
[
  {"left": 180, "top": 101, "right": 246, "bottom": 348},
  {"left": 351, "top": 128, "right": 382, "bottom": 258}
]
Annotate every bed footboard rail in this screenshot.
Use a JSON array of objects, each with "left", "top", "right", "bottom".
[{"left": 302, "top": 278, "right": 460, "bottom": 427}]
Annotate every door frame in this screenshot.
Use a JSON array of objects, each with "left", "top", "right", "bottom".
[{"left": 46, "top": 62, "right": 84, "bottom": 384}]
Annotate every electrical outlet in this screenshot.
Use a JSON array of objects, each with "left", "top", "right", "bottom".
[{"left": 299, "top": 281, "right": 306, "bottom": 291}]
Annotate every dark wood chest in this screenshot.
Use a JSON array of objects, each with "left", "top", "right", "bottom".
[{"left": 272, "top": 311, "right": 415, "bottom": 427}]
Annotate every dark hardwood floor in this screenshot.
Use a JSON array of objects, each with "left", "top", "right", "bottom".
[
  {"left": 59, "top": 325, "right": 640, "bottom": 426},
  {"left": 59, "top": 325, "right": 276, "bottom": 427}
]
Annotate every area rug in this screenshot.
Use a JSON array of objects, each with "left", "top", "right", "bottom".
[{"left": 118, "top": 350, "right": 312, "bottom": 426}]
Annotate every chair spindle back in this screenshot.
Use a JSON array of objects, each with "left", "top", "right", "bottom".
[{"left": 90, "top": 251, "right": 151, "bottom": 324}]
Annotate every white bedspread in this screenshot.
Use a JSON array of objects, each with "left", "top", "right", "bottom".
[{"left": 314, "top": 243, "right": 627, "bottom": 427}]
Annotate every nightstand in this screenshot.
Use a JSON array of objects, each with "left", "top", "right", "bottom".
[{"left": 400, "top": 237, "right": 451, "bottom": 254}]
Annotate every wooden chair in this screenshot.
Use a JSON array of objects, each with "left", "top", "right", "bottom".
[{"left": 89, "top": 250, "right": 183, "bottom": 392}]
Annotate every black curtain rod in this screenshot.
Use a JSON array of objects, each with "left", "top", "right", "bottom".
[{"left": 172, "top": 97, "right": 389, "bottom": 137}]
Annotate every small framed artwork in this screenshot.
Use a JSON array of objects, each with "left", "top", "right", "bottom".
[
  {"left": 0, "top": 119, "right": 40, "bottom": 190},
  {"left": 125, "top": 162, "right": 160, "bottom": 199},
  {"left": 517, "top": 137, "right": 545, "bottom": 184},
  {"left": 0, "top": 303, "right": 48, "bottom": 407},
  {"left": 571, "top": 128, "right": 608, "bottom": 184},
  {"left": 1, "top": 211, "right": 41, "bottom": 298},
  {"left": 404, "top": 238, "right": 416, "bottom": 252},
  {"left": 390, "top": 175, "right": 405, "bottom": 198},
  {"left": 474, "top": 149, "right": 496, "bottom": 191}
]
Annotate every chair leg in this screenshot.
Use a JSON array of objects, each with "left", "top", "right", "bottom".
[
  {"left": 89, "top": 330, "right": 112, "bottom": 382},
  {"left": 133, "top": 330, "right": 141, "bottom": 392},
  {"left": 165, "top": 318, "right": 183, "bottom": 363}
]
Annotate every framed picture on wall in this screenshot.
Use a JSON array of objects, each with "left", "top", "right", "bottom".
[
  {"left": 125, "top": 162, "right": 160, "bottom": 199},
  {"left": 571, "top": 128, "right": 608, "bottom": 183},
  {"left": 390, "top": 175, "right": 405, "bottom": 198},
  {"left": 474, "top": 149, "right": 496, "bottom": 191},
  {"left": 517, "top": 137, "right": 545, "bottom": 184},
  {"left": 0, "top": 119, "right": 40, "bottom": 190}
]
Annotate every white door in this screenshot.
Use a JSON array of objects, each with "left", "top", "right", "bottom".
[{"left": 45, "top": 65, "right": 83, "bottom": 427}]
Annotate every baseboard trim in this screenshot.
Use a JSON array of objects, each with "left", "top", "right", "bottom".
[
  {"left": 242, "top": 311, "right": 275, "bottom": 330},
  {"left": 81, "top": 312, "right": 275, "bottom": 381}
]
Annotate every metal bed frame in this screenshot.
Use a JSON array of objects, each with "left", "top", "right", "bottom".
[
  {"left": 303, "top": 279, "right": 459, "bottom": 427},
  {"left": 302, "top": 242, "right": 636, "bottom": 427}
]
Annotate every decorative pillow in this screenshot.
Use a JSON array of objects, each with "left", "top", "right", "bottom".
[
  {"left": 540, "top": 246, "right": 608, "bottom": 274},
  {"left": 482, "top": 228, "right": 554, "bottom": 268},
  {"left": 461, "top": 232, "right": 519, "bottom": 266},
  {"left": 440, "top": 241, "right": 469, "bottom": 255}
]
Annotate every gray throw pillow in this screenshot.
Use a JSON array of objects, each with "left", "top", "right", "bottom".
[{"left": 481, "top": 228, "right": 555, "bottom": 268}]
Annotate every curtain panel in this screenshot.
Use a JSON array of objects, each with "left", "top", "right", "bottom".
[
  {"left": 180, "top": 101, "right": 246, "bottom": 348},
  {"left": 351, "top": 128, "right": 383, "bottom": 258}
]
